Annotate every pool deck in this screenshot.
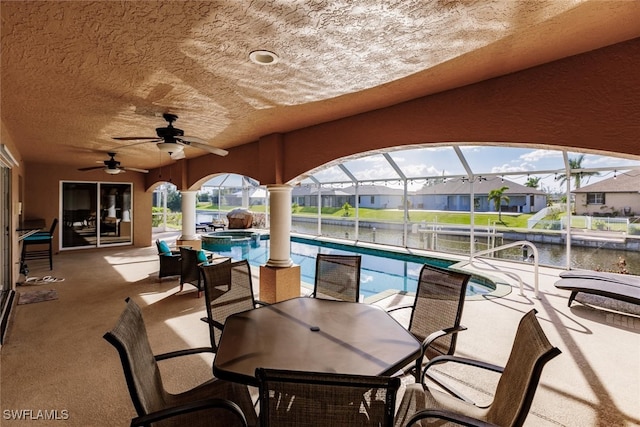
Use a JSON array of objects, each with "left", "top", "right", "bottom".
[
  {"left": 1, "top": 230, "right": 638, "bottom": 426},
  {"left": 184, "top": 230, "right": 640, "bottom": 426},
  {"left": 181, "top": 230, "right": 640, "bottom": 426}
]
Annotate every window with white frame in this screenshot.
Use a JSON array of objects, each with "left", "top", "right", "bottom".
[{"left": 586, "top": 193, "right": 605, "bottom": 204}]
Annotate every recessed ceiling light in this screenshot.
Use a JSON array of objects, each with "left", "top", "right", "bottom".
[{"left": 249, "top": 50, "right": 279, "bottom": 65}]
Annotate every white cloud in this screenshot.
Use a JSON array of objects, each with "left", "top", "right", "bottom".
[
  {"left": 491, "top": 163, "right": 529, "bottom": 173},
  {"left": 402, "top": 164, "right": 441, "bottom": 176},
  {"left": 519, "top": 149, "right": 560, "bottom": 162}
]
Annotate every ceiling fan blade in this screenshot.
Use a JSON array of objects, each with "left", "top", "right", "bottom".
[
  {"left": 78, "top": 166, "right": 104, "bottom": 171},
  {"left": 122, "top": 167, "right": 150, "bottom": 173},
  {"left": 179, "top": 135, "right": 208, "bottom": 144},
  {"left": 170, "top": 150, "right": 185, "bottom": 160},
  {"left": 183, "top": 140, "right": 229, "bottom": 156},
  {"left": 112, "top": 136, "right": 159, "bottom": 141}
]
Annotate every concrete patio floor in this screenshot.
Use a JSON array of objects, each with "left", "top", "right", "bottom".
[{"left": 1, "top": 231, "right": 638, "bottom": 426}]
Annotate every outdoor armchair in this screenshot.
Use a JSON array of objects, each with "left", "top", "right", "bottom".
[
  {"left": 310, "top": 253, "right": 362, "bottom": 302},
  {"left": 199, "top": 259, "right": 269, "bottom": 351},
  {"left": 179, "top": 247, "right": 211, "bottom": 298},
  {"left": 256, "top": 368, "right": 401, "bottom": 427},
  {"left": 387, "top": 263, "right": 470, "bottom": 382},
  {"left": 156, "top": 239, "right": 181, "bottom": 282},
  {"left": 103, "top": 298, "right": 257, "bottom": 427},
  {"left": 394, "top": 309, "right": 561, "bottom": 427}
]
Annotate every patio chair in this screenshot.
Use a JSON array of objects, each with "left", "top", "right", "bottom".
[
  {"left": 156, "top": 240, "right": 181, "bottom": 282},
  {"left": 387, "top": 264, "right": 470, "bottom": 382},
  {"left": 103, "top": 298, "right": 257, "bottom": 427},
  {"left": 179, "top": 247, "right": 210, "bottom": 298},
  {"left": 256, "top": 368, "right": 401, "bottom": 427},
  {"left": 310, "top": 253, "right": 362, "bottom": 302},
  {"left": 199, "top": 259, "right": 269, "bottom": 351},
  {"left": 21, "top": 218, "right": 58, "bottom": 270},
  {"left": 100, "top": 216, "right": 120, "bottom": 236},
  {"left": 394, "top": 309, "right": 561, "bottom": 427}
]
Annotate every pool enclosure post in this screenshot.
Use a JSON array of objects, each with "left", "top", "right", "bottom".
[
  {"left": 317, "top": 185, "right": 321, "bottom": 235},
  {"left": 562, "top": 151, "right": 572, "bottom": 270}
]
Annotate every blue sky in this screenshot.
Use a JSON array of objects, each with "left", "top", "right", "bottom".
[
  {"left": 204, "top": 145, "right": 640, "bottom": 193},
  {"left": 301, "top": 146, "right": 640, "bottom": 192}
]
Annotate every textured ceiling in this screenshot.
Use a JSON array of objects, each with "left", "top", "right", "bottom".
[{"left": 2, "top": 1, "right": 639, "bottom": 171}]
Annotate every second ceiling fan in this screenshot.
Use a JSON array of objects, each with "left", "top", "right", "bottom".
[
  {"left": 78, "top": 152, "right": 149, "bottom": 175},
  {"left": 112, "top": 113, "right": 228, "bottom": 157}
]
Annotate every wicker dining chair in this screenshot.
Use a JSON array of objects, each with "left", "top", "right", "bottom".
[
  {"left": 394, "top": 309, "right": 561, "bottom": 427},
  {"left": 256, "top": 368, "right": 401, "bottom": 427},
  {"left": 310, "top": 253, "right": 362, "bottom": 302},
  {"left": 179, "top": 246, "right": 209, "bottom": 297},
  {"left": 103, "top": 298, "right": 257, "bottom": 427},
  {"left": 387, "top": 263, "right": 471, "bottom": 382},
  {"left": 156, "top": 240, "right": 181, "bottom": 282}
]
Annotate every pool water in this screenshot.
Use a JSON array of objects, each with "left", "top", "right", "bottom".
[{"left": 204, "top": 235, "right": 494, "bottom": 299}]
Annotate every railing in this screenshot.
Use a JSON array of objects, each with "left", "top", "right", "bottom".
[
  {"left": 527, "top": 206, "right": 558, "bottom": 229},
  {"left": 564, "top": 215, "right": 630, "bottom": 232},
  {"left": 465, "top": 240, "right": 539, "bottom": 299}
]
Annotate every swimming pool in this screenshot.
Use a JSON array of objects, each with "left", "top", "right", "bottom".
[{"left": 203, "top": 234, "right": 495, "bottom": 299}]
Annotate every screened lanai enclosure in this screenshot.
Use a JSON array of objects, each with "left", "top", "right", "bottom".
[{"left": 154, "top": 145, "right": 640, "bottom": 274}]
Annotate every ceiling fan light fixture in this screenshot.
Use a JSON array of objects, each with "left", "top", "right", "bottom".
[
  {"left": 104, "top": 167, "right": 121, "bottom": 175},
  {"left": 157, "top": 142, "right": 184, "bottom": 154},
  {"left": 249, "top": 50, "right": 279, "bottom": 65}
]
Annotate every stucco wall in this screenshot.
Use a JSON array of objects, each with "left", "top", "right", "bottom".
[
  {"left": 575, "top": 193, "right": 640, "bottom": 217},
  {"left": 24, "top": 163, "right": 153, "bottom": 251}
]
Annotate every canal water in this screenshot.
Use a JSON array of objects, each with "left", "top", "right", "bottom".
[{"left": 197, "top": 212, "right": 640, "bottom": 274}]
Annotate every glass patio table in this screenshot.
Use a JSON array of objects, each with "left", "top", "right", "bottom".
[{"left": 213, "top": 297, "right": 421, "bottom": 386}]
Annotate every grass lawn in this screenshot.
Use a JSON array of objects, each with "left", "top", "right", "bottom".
[
  {"left": 292, "top": 207, "right": 532, "bottom": 229},
  {"left": 195, "top": 204, "right": 532, "bottom": 229}
]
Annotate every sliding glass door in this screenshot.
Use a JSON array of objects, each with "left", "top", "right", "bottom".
[{"left": 61, "top": 181, "right": 133, "bottom": 249}]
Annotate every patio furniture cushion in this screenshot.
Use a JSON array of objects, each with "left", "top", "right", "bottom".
[
  {"left": 157, "top": 240, "right": 171, "bottom": 254},
  {"left": 197, "top": 250, "right": 208, "bottom": 263}
]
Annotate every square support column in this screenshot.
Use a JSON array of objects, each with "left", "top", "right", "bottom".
[
  {"left": 176, "top": 238, "right": 201, "bottom": 250},
  {"left": 259, "top": 265, "right": 301, "bottom": 303}
]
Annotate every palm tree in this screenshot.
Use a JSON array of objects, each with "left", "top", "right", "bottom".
[
  {"left": 525, "top": 176, "right": 541, "bottom": 188},
  {"left": 488, "top": 186, "right": 510, "bottom": 221},
  {"left": 556, "top": 154, "right": 600, "bottom": 189}
]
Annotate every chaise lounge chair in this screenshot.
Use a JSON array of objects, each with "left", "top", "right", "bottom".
[{"left": 554, "top": 270, "right": 640, "bottom": 307}]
